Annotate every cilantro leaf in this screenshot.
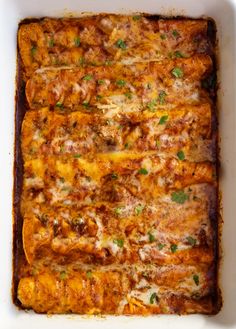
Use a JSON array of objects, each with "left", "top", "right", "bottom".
[
  {"left": 159, "top": 115, "right": 168, "bottom": 125},
  {"left": 171, "top": 190, "right": 189, "bottom": 204}
]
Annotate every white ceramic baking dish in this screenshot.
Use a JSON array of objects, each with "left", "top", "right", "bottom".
[{"left": 0, "top": 0, "right": 235, "bottom": 328}]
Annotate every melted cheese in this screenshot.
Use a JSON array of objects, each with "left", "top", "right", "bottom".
[{"left": 17, "top": 14, "right": 219, "bottom": 315}]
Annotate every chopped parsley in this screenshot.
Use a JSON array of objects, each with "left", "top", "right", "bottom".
[
  {"left": 114, "top": 207, "right": 123, "bottom": 215},
  {"left": 116, "top": 79, "right": 126, "bottom": 87},
  {"left": 174, "top": 51, "right": 185, "bottom": 58},
  {"left": 30, "top": 45, "right": 37, "bottom": 57},
  {"left": 160, "top": 34, "right": 166, "bottom": 40},
  {"left": 171, "top": 190, "right": 189, "bottom": 204},
  {"left": 158, "top": 91, "right": 167, "bottom": 105},
  {"left": 116, "top": 39, "right": 127, "bottom": 50},
  {"left": 74, "top": 37, "right": 81, "bottom": 47},
  {"left": 111, "top": 172, "right": 118, "bottom": 180},
  {"left": 86, "top": 270, "right": 92, "bottom": 279},
  {"left": 97, "top": 79, "right": 105, "bottom": 85},
  {"left": 48, "top": 38, "right": 54, "bottom": 47},
  {"left": 193, "top": 274, "right": 199, "bottom": 286},
  {"left": 96, "top": 95, "right": 103, "bottom": 100},
  {"left": 83, "top": 74, "right": 93, "bottom": 81},
  {"left": 147, "top": 99, "right": 157, "bottom": 111},
  {"left": 79, "top": 57, "right": 85, "bottom": 66},
  {"left": 135, "top": 205, "right": 145, "bottom": 215},
  {"left": 113, "top": 238, "right": 124, "bottom": 248},
  {"left": 158, "top": 115, "right": 168, "bottom": 125},
  {"left": 157, "top": 243, "right": 166, "bottom": 250},
  {"left": 150, "top": 292, "right": 158, "bottom": 304},
  {"left": 124, "top": 142, "right": 129, "bottom": 149},
  {"left": 133, "top": 15, "right": 141, "bottom": 21},
  {"left": 55, "top": 102, "right": 64, "bottom": 109},
  {"left": 172, "top": 30, "right": 180, "bottom": 38},
  {"left": 170, "top": 244, "right": 178, "bottom": 253},
  {"left": 171, "top": 67, "right": 184, "bottom": 78},
  {"left": 186, "top": 236, "right": 197, "bottom": 246},
  {"left": 138, "top": 168, "right": 148, "bottom": 175},
  {"left": 148, "top": 232, "right": 155, "bottom": 243},
  {"left": 124, "top": 92, "right": 132, "bottom": 99},
  {"left": 156, "top": 140, "right": 161, "bottom": 147},
  {"left": 177, "top": 150, "right": 185, "bottom": 161},
  {"left": 73, "top": 154, "right": 81, "bottom": 158},
  {"left": 82, "top": 101, "right": 90, "bottom": 108},
  {"left": 60, "top": 271, "right": 67, "bottom": 280}
]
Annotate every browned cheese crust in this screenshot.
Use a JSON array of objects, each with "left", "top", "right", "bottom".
[{"left": 14, "top": 14, "right": 221, "bottom": 315}]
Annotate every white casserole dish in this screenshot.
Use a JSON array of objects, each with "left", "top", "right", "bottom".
[{"left": 0, "top": 0, "right": 235, "bottom": 328}]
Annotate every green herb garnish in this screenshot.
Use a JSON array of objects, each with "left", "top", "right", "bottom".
[
  {"left": 74, "top": 37, "right": 81, "bottom": 47},
  {"left": 148, "top": 232, "right": 155, "bottom": 243},
  {"left": 82, "top": 101, "right": 90, "bottom": 108},
  {"left": 31, "top": 45, "right": 37, "bottom": 57},
  {"left": 97, "top": 79, "right": 105, "bottom": 85},
  {"left": 159, "top": 115, "right": 168, "bottom": 125},
  {"left": 170, "top": 244, "right": 178, "bottom": 253},
  {"left": 150, "top": 292, "right": 158, "bottom": 304},
  {"left": 124, "top": 92, "right": 132, "bottom": 99},
  {"left": 83, "top": 74, "right": 93, "bottom": 81},
  {"left": 138, "top": 168, "right": 148, "bottom": 175},
  {"left": 171, "top": 190, "right": 189, "bottom": 204},
  {"left": 73, "top": 154, "right": 81, "bottom": 158},
  {"left": 160, "top": 34, "right": 166, "bottom": 40},
  {"left": 60, "top": 271, "right": 67, "bottom": 280},
  {"left": 116, "top": 39, "right": 127, "bottom": 49},
  {"left": 158, "top": 91, "right": 167, "bottom": 105},
  {"left": 147, "top": 99, "right": 157, "bottom": 112},
  {"left": 114, "top": 207, "right": 123, "bottom": 215},
  {"left": 86, "top": 270, "right": 92, "bottom": 279},
  {"left": 113, "top": 238, "right": 124, "bottom": 247},
  {"left": 171, "top": 67, "right": 184, "bottom": 78},
  {"left": 135, "top": 205, "right": 144, "bottom": 215},
  {"left": 79, "top": 57, "right": 85, "bottom": 66},
  {"left": 177, "top": 150, "right": 185, "bottom": 161},
  {"left": 111, "top": 172, "right": 118, "bottom": 180},
  {"left": 55, "top": 102, "right": 64, "bottom": 109},
  {"left": 157, "top": 243, "right": 166, "bottom": 250},
  {"left": 49, "top": 38, "right": 54, "bottom": 47},
  {"left": 193, "top": 274, "right": 199, "bottom": 286},
  {"left": 174, "top": 51, "right": 185, "bottom": 58},
  {"left": 172, "top": 30, "right": 180, "bottom": 38},
  {"left": 116, "top": 79, "right": 126, "bottom": 87},
  {"left": 186, "top": 236, "right": 197, "bottom": 246},
  {"left": 133, "top": 15, "right": 141, "bottom": 21}
]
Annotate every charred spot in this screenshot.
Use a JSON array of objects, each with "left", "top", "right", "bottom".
[
  {"left": 37, "top": 213, "right": 48, "bottom": 226},
  {"left": 71, "top": 217, "right": 87, "bottom": 235},
  {"left": 198, "top": 228, "right": 208, "bottom": 247},
  {"left": 28, "top": 187, "right": 43, "bottom": 199},
  {"left": 125, "top": 224, "right": 135, "bottom": 236}
]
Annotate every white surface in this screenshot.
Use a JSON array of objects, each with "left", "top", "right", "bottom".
[{"left": 0, "top": 0, "right": 235, "bottom": 328}]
